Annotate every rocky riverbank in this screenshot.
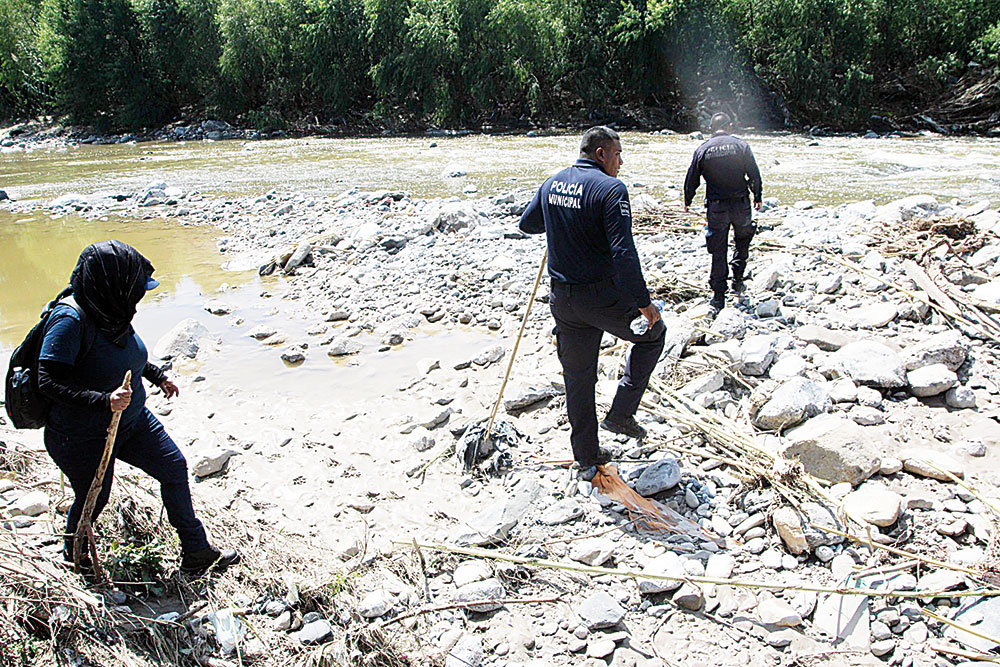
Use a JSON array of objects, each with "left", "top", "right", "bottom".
[{"left": 2, "top": 181, "right": 1000, "bottom": 667}]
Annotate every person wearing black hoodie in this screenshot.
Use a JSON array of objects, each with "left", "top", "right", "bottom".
[{"left": 37, "top": 240, "right": 238, "bottom": 574}]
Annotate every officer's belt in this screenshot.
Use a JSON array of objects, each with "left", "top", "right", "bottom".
[{"left": 550, "top": 277, "right": 616, "bottom": 294}]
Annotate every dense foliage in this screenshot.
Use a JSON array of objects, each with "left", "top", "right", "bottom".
[{"left": 1, "top": 0, "right": 998, "bottom": 130}]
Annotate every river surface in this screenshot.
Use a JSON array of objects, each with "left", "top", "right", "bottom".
[{"left": 2, "top": 131, "right": 999, "bottom": 351}]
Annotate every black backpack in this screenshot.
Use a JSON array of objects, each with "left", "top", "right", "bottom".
[{"left": 4, "top": 295, "right": 94, "bottom": 429}]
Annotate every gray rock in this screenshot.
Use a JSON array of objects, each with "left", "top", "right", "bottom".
[
  {"left": 672, "top": 583, "right": 704, "bottom": 611},
  {"left": 753, "top": 377, "right": 832, "bottom": 430},
  {"left": 706, "top": 308, "right": 746, "bottom": 342},
  {"left": 772, "top": 502, "right": 846, "bottom": 555},
  {"left": 901, "top": 448, "right": 965, "bottom": 480},
  {"left": 8, "top": 491, "right": 48, "bottom": 517},
  {"left": 446, "top": 634, "right": 484, "bottom": 667},
  {"left": 946, "top": 386, "right": 977, "bottom": 409},
  {"left": 154, "top": 319, "right": 210, "bottom": 360},
  {"left": 0, "top": 190, "right": 8, "bottom": 201},
  {"left": 907, "top": 363, "right": 958, "bottom": 397},
  {"left": 756, "top": 299, "right": 780, "bottom": 318},
  {"left": 203, "top": 299, "right": 234, "bottom": 316},
  {"left": 452, "top": 561, "right": 491, "bottom": 588},
  {"left": 741, "top": 335, "right": 777, "bottom": 376},
  {"left": 832, "top": 341, "right": 907, "bottom": 388},
  {"left": 849, "top": 405, "right": 884, "bottom": 426},
  {"left": 660, "top": 315, "right": 696, "bottom": 359},
  {"left": 816, "top": 273, "right": 843, "bottom": 294},
  {"left": 192, "top": 448, "right": 236, "bottom": 478},
  {"left": 634, "top": 457, "right": 681, "bottom": 495},
  {"left": 768, "top": 354, "right": 807, "bottom": 380},
  {"left": 680, "top": 371, "right": 724, "bottom": 397},
  {"left": 901, "top": 330, "right": 968, "bottom": 371},
  {"left": 794, "top": 325, "right": 853, "bottom": 351},
  {"left": 328, "top": 337, "right": 363, "bottom": 356},
  {"left": 473, "top": 345, "right": 504, "bottom": 367},
  {"left": 280, "top": 345, "right": 306, "bottom": 364},
  {"left": 569, "top": 538, "right": 615, "bottom": 566},
  {"left": 586, "top": 638, "right": 616, "bottom": 658},
  {"left": 504, "top": 384, "right": 561, "bottom": 412},
  {"left": 454, "top": 479, "right": 543, "bottom": 546},
  {"left": 540, "top": 499, "right": 584, "bottom": 526},
  {"left": 781, "top": 414, "right": 881, "bottom": 485},
  {"left": 297, "top": 619, "right": 333, "bottom": 645},
  {"left": 358, "top": 589, "right": 394, "bottom": 618},
  {"left": 576, "top": 591, "right": 625, "bottom": 630},
  {"left": 432, "top": 202, "right": 478, "bottom": 233},
  {"left": 637, "top": 552, "right": 686, "bottom": 594},
  {"left": 453, "top": 578, "right": 505, "bottom": 612},
  {"left": 813, "top": 593, "right": 870, "bottom": 650}
]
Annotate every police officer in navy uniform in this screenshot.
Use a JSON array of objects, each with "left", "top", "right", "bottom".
[
  {"left": 519, "top": 127, "right": 666, "bottom": 480},
  {"left": 683, "top": 112, "right": 763, "bottom": 311}
]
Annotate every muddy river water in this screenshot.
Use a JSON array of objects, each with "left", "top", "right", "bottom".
[{"left": 2, "top": 131, "right": 999, "bottom": 353}]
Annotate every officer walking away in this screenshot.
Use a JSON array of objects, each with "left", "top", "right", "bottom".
[
  {"left": 683, "top": 112, "right": 763, "bottom": 312},
  {"left": 519, "top": 127, "right": 666, "bottom": 480}
]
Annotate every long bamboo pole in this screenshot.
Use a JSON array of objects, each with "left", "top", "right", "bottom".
[{"left": 74, "top": 371, "right": 131, "bottom": 578}]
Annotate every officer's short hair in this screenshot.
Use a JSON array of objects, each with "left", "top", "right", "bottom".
[
  {"left": 710, "top": 113, "right": 732, "bottom": 132},
  {"left": 580, "top": 126, "right": 620, "bottom": 157}
]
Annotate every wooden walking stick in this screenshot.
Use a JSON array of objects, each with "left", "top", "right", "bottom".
[{"left": 73, "top": 371, "right": 131, "bottom": 579}]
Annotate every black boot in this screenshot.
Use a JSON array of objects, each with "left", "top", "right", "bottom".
[
  {"left": 181, "top": 545, "right": 241, "bottom": 573},
  {"left": 576, "top": 447, "right": 613, "bottom": 481},
  {"left": 600, "top": 415, "right": 647, "bottom": 440}
]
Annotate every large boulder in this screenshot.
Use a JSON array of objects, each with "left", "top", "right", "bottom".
[
  {"left": 873, "top": 195, "right": 938, "bottom": 223},
  {"left": 900, "top": 331, "right": 969, "bottom": 371},
  {"left": 831, "top": 341, "right": 906, "bottom": 388},
  {"left": 907, "top": 363, "right": 958, "bottom": 397},
  {"left": 429, "top": 202, "right": 478, "bottom": 233},
  {"left": 753, "top": 377, "right": 832, "bottom": 431},
  {"left": 154, "top": 319, "right": 210, "bottom": 360},
  {"left": 634, "top": 458, "right": 681, "bottom": 496},
  {"left": 781, "top": 414, "right": 881, "bottom": 486}
]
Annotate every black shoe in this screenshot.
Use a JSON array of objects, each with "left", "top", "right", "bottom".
[
  {"left": 601, "top": 416, "right": 647, "bottom": 440},
  {"left": 575, "top": 447, "right": 613, "bottom": 481},
  {"left": 181, "top": 545, "right": 241, "bottom": 573},
  {"left": 732, "top": 279, "right": 745, "bottom": 294},
  {"left": 709, "top": 296, "right": 726, "bottom": 312}
]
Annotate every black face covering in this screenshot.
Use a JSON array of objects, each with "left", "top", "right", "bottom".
[{"left": 68, "top": 240, "right": 155, "bottom": 348}]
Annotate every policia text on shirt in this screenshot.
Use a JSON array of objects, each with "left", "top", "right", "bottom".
[{"left": 519, "top": 127, "right": 665, "bottom": 480}]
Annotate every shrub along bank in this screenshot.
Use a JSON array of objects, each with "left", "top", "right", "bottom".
[{"left": 1, "top": 0, "right": 998, "bottom": 132}]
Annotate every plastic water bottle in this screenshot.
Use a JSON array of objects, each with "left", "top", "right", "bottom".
[{"left": 630, "top": 299, "right": 665, "bottom": 335}]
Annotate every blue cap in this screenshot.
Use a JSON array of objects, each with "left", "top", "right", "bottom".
[{"left": 145, "top": 276, "right": 160, "bottom": 291}]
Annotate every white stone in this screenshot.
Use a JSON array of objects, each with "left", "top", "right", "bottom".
[
  {"left": 453, "top": 560, "right": 492, "bottom": 588},
  {"left": 8, "top": 490, "right": 48, "bottom": 517},
  {"left": 570, "top": 538, "right": 615, "bottom": 566},
  {"left": 901, "top": 448, "right": 965, "bottom": 480},
  {"left": 446, "top": 634, "right": 484, "bottom": 667},
  {"left": 768, "top": 354, "right": 807, "bottom": 380},
  {"left": 832, "top": 341, "right": 907, "bottom": 388},
  {"left": 638, "top": 552, "right": 686, "bottom": 594},
  {"left": 741, "top": 335, "right": 777, "bottom": 376},
  {"left": 946, "top": 386, "right": 977, "bottom": 409},
  {"left": 154, "top": 319, "right": 210, "bottom": 360},
  {"left": 452, "top": 578, "right": 505, "bottom": 612},
  {"left": 842, "top": 487, "right": 902, "bottom": 527},
  {"left": 907, "top": 363, "right": 958, "bottom": 397},
  {"left": 757, "top": 596, "right": 803, "bottom": 627},
  {"left": 327, "top": 337, "right": 362, "bottom": 356},
  {"left": 901, "top": 330, "right": 968, "bottom": 371},
  {"left": 576, "top": 591, "right": 625, "bottom": 630},
  {"left": 358, "top": 589, "right": 394, "bottom": 618},
  {"left": 753, "top": 377, "right": 832, "bottom": 430}
]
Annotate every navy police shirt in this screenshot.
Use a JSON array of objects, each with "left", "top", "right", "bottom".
[
  {"left": 683, "top": 132, "right": 763, "bottom": 206},
  {"left": 519, "top": 158, "right": 651, "bottom": 308}
]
